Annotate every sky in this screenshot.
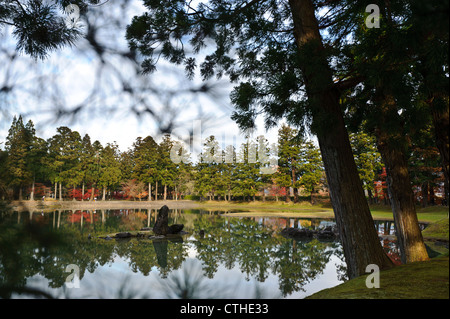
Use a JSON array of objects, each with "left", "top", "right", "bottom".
[{"left": 0, "top": 0, "right": 282, "bottom": 155}]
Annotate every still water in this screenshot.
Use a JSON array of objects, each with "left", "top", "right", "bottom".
[{"left": 0, "top": 208, "right": 440, "bottom": 299}]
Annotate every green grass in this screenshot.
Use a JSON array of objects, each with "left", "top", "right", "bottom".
[
  {"left": 422, "top": 218, "right": 449, "bottom": 241},
  {"left": 307, "top": 256, "right": 449, "bottom": 299},
  {"left": 199, "top": 200, "right": 449, "bottom": 223}
]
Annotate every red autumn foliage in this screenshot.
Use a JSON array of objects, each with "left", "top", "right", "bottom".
[{"left": 68, "top": 188, "right": 99, "bottom": 200}]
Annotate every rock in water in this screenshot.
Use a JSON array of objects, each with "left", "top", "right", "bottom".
[
  {"left": 153, "top": 205, "right": 170, "bottom": 235},
  {"left": 115, "top": 232, "right": 132, "bottom": 238},
  {"left": 280, "top": 226, "right": 338, "bottom": 240},
  {"left": 168, "top": 224, "right": 184, "bottom": 234}
]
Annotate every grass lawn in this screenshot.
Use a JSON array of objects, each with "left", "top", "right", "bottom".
[
  {"left": 307, "top": 256, "right": 449, "bottom": 299},
  {"left": 422, "top": 218, "right": 449, "bottom": 241},
  {"left": 199, "top": 200, "right": 448, "bottom": 223}
]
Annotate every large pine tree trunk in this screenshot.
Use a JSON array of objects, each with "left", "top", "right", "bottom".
[
  {"left": 288, "top": 0, "right": 393, "bottom": 278},
  {"left": 376, "top": 129, "right": 429, "bottom": 263}
]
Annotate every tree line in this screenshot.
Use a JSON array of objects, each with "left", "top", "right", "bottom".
[
  {"left": 0, "top": 116, "right": 320, "bottom": 202},
  {"left": 0, "top": 115, "right": 444, "bottom": 208}
]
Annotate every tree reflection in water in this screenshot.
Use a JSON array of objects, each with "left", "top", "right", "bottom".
[{"left": 0, "top": 208, "right": 423, "bottom": 299}]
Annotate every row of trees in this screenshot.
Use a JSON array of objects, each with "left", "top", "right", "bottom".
[
  {"left": 0, "top": 116, "right": 444, "bottom": 207},
  {"left": 0, "top": 116, "right": 324, "bottom": 202}
]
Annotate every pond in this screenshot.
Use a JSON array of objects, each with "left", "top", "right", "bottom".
[{"left": 0, "top": 208, "right": 443, "bottom": 299}]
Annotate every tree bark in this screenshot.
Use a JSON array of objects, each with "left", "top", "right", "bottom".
[
  {"left": 30, "top": 179, "right": 35, "bottom": 201},
  {"left": 376, "top": 128, "right": 429, "bottom": 263},
  {"left": 288, "top": 0, "right": 393, "bottom": 278},
  {"left": 102, "top": 186, "right": 106, "bottom": 201},
  {"left": 292, "top": 168, "right": 299, "bottom": 203},
  {"left": 82, "top": 183, "right": 85, "bottom": 201},
  {"left": 148, "top": 182, "right": 152, "bottom": 201},
  {"left": 59, "top": 182, "right": 62, "bottom": 201}
]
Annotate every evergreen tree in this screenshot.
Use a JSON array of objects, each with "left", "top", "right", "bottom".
[
  {"left": 233, "top": 139, "right": 262, "bottom": 201},
  {"left": 195, "top": 135, "right": 222, "bottom": 200},
  {"left": 298, "top": 141, "right": 324, "bottom": 204},
  {"left": 171, "top": 141, "right": 193, "bottom": 200},
  {"left": 0, "top": 0, "right": 98, "bottom": 59},
  {"left": 158, "top": 134, "right": 177, "bottom": 200},
  {"left": 275, "top": 125, "right": 302, "bottom": 202},
  {"left": 98, "top": 142, "right": 122, "bottom": 200},
  {"left": 349, "top": 132, "right": 383, "bottom": 204},
  {"left": 132, "top": 136, "right": 159, "bottom": 200},
  {"left": 119, "top": 149, "right": 135, "bottom": 183},
  {"left": 4, "top": 116, "right": 33, "bottom": 199},
  {"left": 0, "top": 146, "right": 7, "bottom": 200},
  {"left": 47, "top": 126, "right": 83, "bottom": 200},
  {"left": 334, "top": 0, "right": 432, "bottom": 263},
  {"left": 256, "top": 135, "right": 276, "bottom": 201},
  {"left": 79, "top": 134, "right": 93, "bottom": 200},
  {"left": 221, "top": 145, "right": 237, "bottom": 201},
  {"left": 87, "top": 140, "right": 103, "bottom": 201},
  {"left": 26, "top": 122, "right": 48, "bottom": 201},
  {"left": 409, "top": 125, "right": 445, "bottom": 207}
]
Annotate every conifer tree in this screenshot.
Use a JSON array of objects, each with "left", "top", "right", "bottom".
[
  {"left": 298, "top": 141, "right": 323, "bottom": 204},
  {"left": 4, "top": 116, "right": 33, "bottom": 200},
  {"left": 195, "top": 135, "right": 222, "bottom": 200},
  {"left": 158, "top": 134, "right": 177, "bottom": 200},
  {"left": 349, "top": 132, "right": 383, "bottom": 204},
  {"left": 132, "top": 136, "right": 159, "bottom": 200},
  {"left": 233, "top": 139, "right": 262, "bottom": 201},
  {"left": 98, "top": 142, "right": 122, "bottom": 200},
  {"left": 333, "top": 0, "right": 434, "bottom": 263},
  {"left": 0, "top": 0, "right": 99, "bottom": 59},
  {"left": 275, "top": 124, "right": 302, "bottom": 202},
  {"left": 26, "top": 121, "right": 48, "bottom": 201}
]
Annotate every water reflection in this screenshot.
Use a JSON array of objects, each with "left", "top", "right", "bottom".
[{"left": 0, "top": 208, "right": 442, "bottom": 299}]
